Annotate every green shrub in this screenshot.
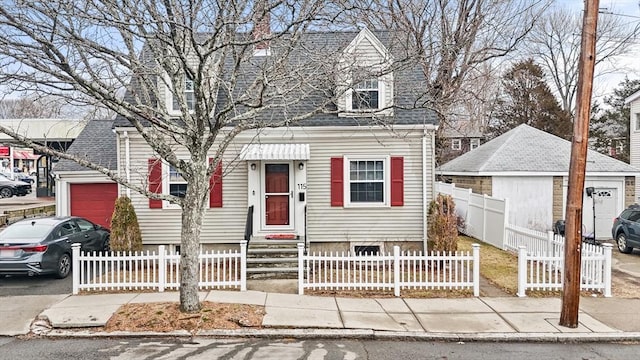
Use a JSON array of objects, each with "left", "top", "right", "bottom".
[
  {"left": 109, "top": 196, "right": 143, "bottom": 252},
  {"left": 427, "top": 194, "right": 458, "bottom": 252}
]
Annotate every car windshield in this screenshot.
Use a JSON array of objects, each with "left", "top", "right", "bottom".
[{"left": 0, "top": 222, "right": 53, "bottom": 240}]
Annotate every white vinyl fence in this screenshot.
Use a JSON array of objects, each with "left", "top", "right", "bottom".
[
  {"left": 71, "top": 241, "right": 247, "bottom": 294},
  {"left": 297, "top": 243, "right": 480, "bottom": 297},
  {"left": 505, "top": 224, "right": 612, "bottom": 297},
  {"left": 504, "top": 224, "right": 564, "bottom": 255},
  {"left": 435, "top": 182, "right": 508, "bottom": 249}
]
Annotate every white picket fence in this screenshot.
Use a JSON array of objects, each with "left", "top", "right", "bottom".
[
  {"left": 508, "top": 226, "right": 613, "bottom": 297},
  {"left": 71, "top": 241, "right": 247, "bottom": 294},
  {"left": 504, "top": 224, "right": 564, "bottom": 255},
  {"left": 297, "top": 243, "right": 481, "bottom": 296}
]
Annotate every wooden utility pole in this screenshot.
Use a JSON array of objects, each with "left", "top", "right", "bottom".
[{"left": 560, "top": 0, "right": 599, "bottom": 328}]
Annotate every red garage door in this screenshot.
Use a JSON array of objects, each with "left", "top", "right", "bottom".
[{"left": 70, "top": 183, "right": 118, "bottom": 229}]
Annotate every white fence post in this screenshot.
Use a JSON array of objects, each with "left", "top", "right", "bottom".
[
  {"left": 602, "top": 243, "right": 612, "bottom": 297},
  {"left": 71, "top": 243, "right": 81, "bottom": 295},
  {"left": 501, "top": 198, "right": 509, "bottom": 250},
  {"left": 517, "top": 246, "right": 527, "bottom": 297},
  {"left": 472, "top": 243, "right": 480, "bottom": 297},
  {"left": 240, "top": 240, "right": 247, "bottom": 291},
  {"left": 393, "top": 246, "right": 400, "bottom": 297},
  {"left": 297, "top": 243, "right": 305, "bottom": 295},
  {"left": 158, "top": 245, "right": 165, "bottom": 292},
  {"left": 482, "top": 195, "right": 488, "bottom": 243},
  {"left": 546, "top": 231, "right": 554, "bottom": 258}
]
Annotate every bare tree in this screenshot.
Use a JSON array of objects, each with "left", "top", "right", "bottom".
[
  {"left": 527, "top": 6, "right": 640, "bottom": 112},
  {"left": 0, "top": 0, "right": 380, "bottom": 312},
  {"left": 344, "top": 0, "right": 549, "bottom": 163},
  {"left": 0, "top": 95, "right": 65, "bottom": 119},
  {"left": 0, "top": 93, "right": 116, "bottom": 119}
]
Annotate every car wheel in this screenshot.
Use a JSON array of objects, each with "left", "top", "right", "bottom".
[
  {"left": 55, "top": 253, "right": 72, "bottom": 279},
  {"left": 616, "top": 233, "right": 633, "bottom": 254},
  {"left": 0, "top": 187, "right": 13, "bottom": 198}
]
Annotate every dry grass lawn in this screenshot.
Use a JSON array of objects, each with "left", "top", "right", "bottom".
[{"left": 458, "top": 236, "right": 519, "bottom": 295}]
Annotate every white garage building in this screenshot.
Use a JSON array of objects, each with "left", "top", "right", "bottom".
[{"left": 437, "top": 124, "right": 639, "bottom": 239}]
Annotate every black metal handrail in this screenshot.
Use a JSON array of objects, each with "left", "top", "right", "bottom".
[
  {"left": 304, "top": 205, "right": 307, "bottom": 254},
  {"left": 244, "top": 205, "right": 254, "bottom": 244}
]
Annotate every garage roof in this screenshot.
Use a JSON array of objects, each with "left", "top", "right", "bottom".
[
  {"left": 438, "top": 124, "right": 640, "bottom": 176},
  {"left": 53, "top": 119, "right": 116, "bottom": 172}
]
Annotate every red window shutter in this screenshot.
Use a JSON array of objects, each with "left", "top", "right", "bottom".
[
  {"left": 390, "top": 156, "right": 404, "bottom": 206},
  {"left": 330, "top": 157, "right": 344, "bottom": 207},
  {"left": 209, "top": 159, "right": 223, "bottom": 208},
  {"left": 148, "top": 158, "right": 163, "bottom": 209}
]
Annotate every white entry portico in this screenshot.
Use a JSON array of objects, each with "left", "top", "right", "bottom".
[{"left": 241, "top": 144, "right": 309, "bottom": 238}]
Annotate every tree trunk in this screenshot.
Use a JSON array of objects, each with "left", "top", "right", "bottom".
[{"left": 178, "top": 164, "right": 209, "bottom": 313}]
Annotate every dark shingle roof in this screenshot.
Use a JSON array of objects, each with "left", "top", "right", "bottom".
[
  {"left": 53, "top": 119, "right": 116, "bottom": 172},
  {"left": 113, "top": 29, "right": 437, "bottom": 128}
]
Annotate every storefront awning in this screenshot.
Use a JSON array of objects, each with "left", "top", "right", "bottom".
[
  {"left": 13, "top": 151, "right": 40, "bottom": 160},
  {"left": 240, "top": 143, "right": 310, "bottom": 161}
]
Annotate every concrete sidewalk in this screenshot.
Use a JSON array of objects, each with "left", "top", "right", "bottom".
[{"left": 4, "top": 290, "right": 640, "bottom": 342}]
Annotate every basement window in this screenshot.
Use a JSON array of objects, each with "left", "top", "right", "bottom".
[{"left": 354, "top": 245, "right": 381, "bottom": 255}]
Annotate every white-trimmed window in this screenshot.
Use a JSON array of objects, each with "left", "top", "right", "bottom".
[
  {"left": 635, "top": 113, "right": 640, "bottom": 131},
  {"left": 470, "top": 138, "right": 480, "bottom": 150},
  {"left": 168, "top": 165, "right": 187, "bottom": 198},
  {"left": 451, "top": 139, "right": 461, "bottom": 150},
  {"left": 344, "top": 156, "right": 389, "bottom": 207},
  {"left": 352, "top": 78, "right": 380, "bottom": 110},
  {"left": 171, "top": 77, "right": 194, "bottom": 112}
]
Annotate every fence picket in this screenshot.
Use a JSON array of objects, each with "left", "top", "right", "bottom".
[
  {"left": 72, "top": 243, "right": 245, "bottom": 293},
  {"left": 298, "top": 243, "right": 480, "bottom": 296}
]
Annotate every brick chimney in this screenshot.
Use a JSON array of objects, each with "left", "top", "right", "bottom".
[{"left": 253, "top": 1, "right": 271, "bottom": 56}]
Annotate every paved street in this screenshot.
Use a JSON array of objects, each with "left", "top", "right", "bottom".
[
  {"left": 0, "top": 338, "right": 639, "bottom": 360},
  {"left": 0, "top": 273, "right": 71, "bottom": 296}
]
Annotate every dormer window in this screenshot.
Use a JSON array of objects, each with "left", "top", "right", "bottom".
[
  {"left": 172, "top": 77, "right": 194, "bottom": 112},
  {"left": 352, "top": 79, "right": 380, "bottom": 110},
  {"left": 337, "top": 28, "right": 394, "bottom": 117}
]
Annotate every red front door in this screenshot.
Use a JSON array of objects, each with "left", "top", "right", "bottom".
[{"left": 265, "top": 164, "right": 290, "bottom": 226}]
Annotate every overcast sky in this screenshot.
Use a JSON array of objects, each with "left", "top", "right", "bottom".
[{"left": 556, "top": 0, "right": 640, "bottom": 100}]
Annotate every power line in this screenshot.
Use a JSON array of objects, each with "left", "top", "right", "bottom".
[{"left": 598, "top": 10, "right": 640, "bottom": 19}]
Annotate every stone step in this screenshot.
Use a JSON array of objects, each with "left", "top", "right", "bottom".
[
  {"left": 247, "top": 249, "right": 298, "bottom": 258},
  {"left": 247, "top": 257, "right": 297, "bottom": 264},
  {"left": 248, "top": 241, "right": 300, "bottom": 248},
  {"left": 247, "top": 266, "right": 298, "bottom": 280}
]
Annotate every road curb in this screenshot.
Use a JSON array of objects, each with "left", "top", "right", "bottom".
[{"left": 42, "top": 328, "right": 640, "bottom": 343}]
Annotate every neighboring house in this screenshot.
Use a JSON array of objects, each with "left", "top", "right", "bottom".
[
  {"left": 54, "top": 28, "right": 438, "bottom": 254},
  {"left": 437, "top": 124, "right": 638, "bottom": 239},
  {"left": 626, "top": 89, "right": 640, "bottom": 201},
  {"left": 54, "top": 119, "right": 118, "bottom": 229},
  {"left": 439, "top": 120, "right": 484, "bottom": 164}
]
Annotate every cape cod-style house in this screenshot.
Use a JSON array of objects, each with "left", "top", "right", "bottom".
[{"left": 53, "top": 28, "right": 438, "bottom": 275}]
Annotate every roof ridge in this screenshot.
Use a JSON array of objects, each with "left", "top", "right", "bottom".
[{"left": 479, "top": 124, "right": 529, "bottom": 172}]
